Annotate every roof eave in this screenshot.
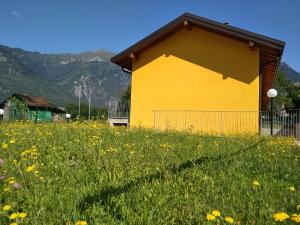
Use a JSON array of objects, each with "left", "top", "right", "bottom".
[{"left": 111, "top": 13, "right": 285, "bottom": 70}]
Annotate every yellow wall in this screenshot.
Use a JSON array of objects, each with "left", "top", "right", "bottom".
[{"left": 130, "top": 27, "right": 260, "bottom": 133}]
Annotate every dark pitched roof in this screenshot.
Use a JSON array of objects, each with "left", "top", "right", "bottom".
[
  {"left": 111, "top": 13, "right": 285, "bottom": 110},
  {"left": 7, "top": 94, "right": 65, "bottom": 113}
]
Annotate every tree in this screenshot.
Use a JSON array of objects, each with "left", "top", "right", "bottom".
[
  {"left": 10, "top": 96, "right": 27, "bottom": 120},
  {"left": 273, "top": 69, "right": 300, "bottom": 109},
  {"left": 65, "top": 103, "right": 107, "bottom": 121},
  {"left": 121, "top": 84, "right": 131, "bottom": 101}
]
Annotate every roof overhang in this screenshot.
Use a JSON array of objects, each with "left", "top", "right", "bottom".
[{"left": 111, "top": 13, "right": 285, "bottom": 110}]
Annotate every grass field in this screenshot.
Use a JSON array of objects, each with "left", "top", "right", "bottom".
[{"left": 0, "top": 122, "right": 299, "bottom": 225}]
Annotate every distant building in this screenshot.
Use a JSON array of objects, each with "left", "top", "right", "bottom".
[{"left": 0, "top": 94, "right": 65, "bottom": 122}]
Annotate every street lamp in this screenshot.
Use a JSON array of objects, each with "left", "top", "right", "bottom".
[
  {"left": 0, "top": 109, "right": 4, "bottom": 121},
  {"left": 65, "top": 113, "right": 71, "bottom": 123},
  {"left": 267, "top": 88, "right": 278, "bottom": 135}
]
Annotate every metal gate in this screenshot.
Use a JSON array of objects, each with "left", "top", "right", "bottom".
[
  {"left": 261, "top": 109, "right": 300, "bottom": 138},
  {"left": 108, "top": 99, "right": 130, "bottom": 126}
]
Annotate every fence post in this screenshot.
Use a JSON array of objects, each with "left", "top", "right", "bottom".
[
  {"left": 153, "top": 110, "right": 156, "bottom": 130},
  {"left": 220, "top": 111, "right": 223, "bottom": 134}
]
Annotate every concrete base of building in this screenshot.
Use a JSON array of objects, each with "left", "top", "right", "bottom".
[{"left": 108, "top": 118, "right": 129, "bottom": 127}]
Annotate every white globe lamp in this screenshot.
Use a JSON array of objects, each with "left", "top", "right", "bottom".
[
  {"left": 65, "top": 113, "right": 71, "bottom": 122},
  {"left": 267, "top": 89, "right": 278, "bottom": 98},
  {"left": 0, "top": 109, "right": 4, "bottom": 121}
]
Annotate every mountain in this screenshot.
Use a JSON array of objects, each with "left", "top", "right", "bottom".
[
  {"left": 280, "top": 62, "right": 300, "bottom": 82},
  {"left": 0, "top": 44, "right": 130, "bottom": 107}
]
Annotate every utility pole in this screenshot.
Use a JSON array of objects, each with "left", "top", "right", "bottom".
[
  {"left": 75, "top": 81, "right": 82, "bottom": 120},
  {"left": 88, "top": 86, "right": 91, "bottom": 120},
  {"left": 79, "top": 84, "right": 81, "bottom": 118}
]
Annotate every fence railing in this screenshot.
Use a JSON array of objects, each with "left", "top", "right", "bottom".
[
  {"left": 260, "top": 109, "right": 300, "bottom": 138},
  {"left": 108, "top": 99, "right": 130, "bottom": 119},
  {"left": 153, "top": 109, "right": 300, "bottom": 140}
]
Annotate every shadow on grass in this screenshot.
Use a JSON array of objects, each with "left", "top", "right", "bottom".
[{"left": 78, "top": 141, "right": 261, "bottom": 221}]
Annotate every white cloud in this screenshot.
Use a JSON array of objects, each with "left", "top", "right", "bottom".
[{"left": 11, "top": 10, "right": 22, "bottom": 18}]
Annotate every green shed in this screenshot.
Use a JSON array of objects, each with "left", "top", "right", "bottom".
[{"left": 0, "top": 94, "right": 65, "bottom": 122}]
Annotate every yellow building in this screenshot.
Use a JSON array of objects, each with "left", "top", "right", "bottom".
[{"left": 111, "top": 13, "right": 285, "bottom": 133}]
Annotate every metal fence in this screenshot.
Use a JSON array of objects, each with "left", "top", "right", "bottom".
[
  {"left": 108, "top": 99, "right": 130, "bottom": 119},
  {"left": 153, "top": 109, "right": 300, "bottom": 140},
  {"left": 260, "top": 109, "right": 300, "bottom": 138}
]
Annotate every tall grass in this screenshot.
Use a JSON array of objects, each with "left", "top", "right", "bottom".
[{"left": 0, "top": 122, "right": 299, "bottom": 224}]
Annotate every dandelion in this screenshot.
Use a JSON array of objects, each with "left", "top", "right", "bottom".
[
  {"left": 206, "top": 213, "right": 216, "bottom": 221},
  {"left": 2, "top": 143, "right": 8, "bottom": 149},
  {"left": 76, "top": 220, "right": 88, "bottom": 225},
  {"left": 8, "top": 180, "right": 16, "bottom": 184},
  {"left": 273, "top": 212, "right": 289, "bottom": 222},
  {"left": 19, "top": 212, "right": 27, "bottom": 218},
  {"left": 3, "top": 204, "right": 11, "bottom": 211},
  {"left": 253, "top": 180, "right": 260, "bottom": 187},
  {"left": 26, "top": 165, "right": 36, "bottom": 172},
  {"left": 212, "top": 210, "right": 221, "bottom": 217},
  {"left": 289, "top": 186, "right": 296, "bottom": 192},
  {"left": 4, "top": 187, "right": 10, "bottom": 192},
  {"left": 291, "top": 214, "right": 300, "bottom": 223},
  {"left": 8, "top": 177, "right": 16, "bottom": 184},
  {"left": 225, "top": 216, "right": 234, "bottom": 224},
  {"left": 9, "top": 212, "right": 18, "bottom": 220}
]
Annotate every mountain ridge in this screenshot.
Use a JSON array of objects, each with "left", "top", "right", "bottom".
[
  {"left": 0, "top": 44, "right": 130, "bottom": 107},
  {"left": 280, "top": 62, "right": 300, "bottom": 82}
]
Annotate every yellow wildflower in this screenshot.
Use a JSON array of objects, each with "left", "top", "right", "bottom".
[
  {"left": 253, "top": 180, "right": 260, "bottom": 187},
  {"left": 9, "top": 212, "right": 18, "bottom": 220},
  {"left": 19, "top": 212, "right": 27, "bottom": 218},
  {"left": 9, "top": 223, "right": 18, "bottom": 225},
  {"left": 291, "top": 214, "right": 300, "bottom": 223},
  {"left": 289, "top": 186, "right": 296, "bottom": 192},
  {"left": 26, "top": 165, "right": 36, "bottom": 172},
  {"left": 212, "top": 210, "right": 221, "bottom": 217},
  {"left": 2, "top": 143, "right": 8, "bottom": 149},
  {"left": 273, "top": 212, "right": 289, "bottom": 222},
  {"left": 3, "top": 204, "right": 11, "bottom": 211},
  {"left": 225, "top": 216, "right": 234, "bottom": 224},
  {"left": 7, "top": 177, "right": 16, "bottom": 184},
  {"left": 206, "top": 213, "right": 216, "bottom": 221},
  {"left": 9, "top": 139, "right": 16, "bottom": 144},
  {"left": 4, "top": 187, "right": 10, "bottom": 192},
  {"left": 76, "top": 220, "right": 88, "bottom": 225}
]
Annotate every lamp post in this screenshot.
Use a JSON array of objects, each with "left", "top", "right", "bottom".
[
  {"left": 267, "top": 88, "right": 278, "bottom": 135},
  {"left": 65, "top": 113, "right": 71, "bottom": 123},
  {"left": 0, "top": 109, "right": 4, "bottom": 121}
]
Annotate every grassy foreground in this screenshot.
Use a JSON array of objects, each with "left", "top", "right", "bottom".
[{"left": 0, "top": 122, "right": 299, "bottom": 225}]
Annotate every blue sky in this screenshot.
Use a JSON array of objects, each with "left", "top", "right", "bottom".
[{"left": 0, "top": 0, "right": 299, "bottom": 71}]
